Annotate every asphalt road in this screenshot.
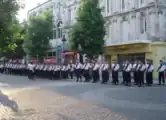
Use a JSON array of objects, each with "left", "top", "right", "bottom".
[{"left": 0, "top": 75, "right": 166, "bottom": 120}]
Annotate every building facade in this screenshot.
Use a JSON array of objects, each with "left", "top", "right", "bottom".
[
  {"left": 28, "top": 0, "right": 166, "bottom": 75},
  {"left": 102, "top": 0, "right": 166, "bottom": 77},
  {"left": 27, "top": 0, "right": 53, "bottom": 17}
]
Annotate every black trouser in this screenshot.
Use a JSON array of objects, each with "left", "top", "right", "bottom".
[
  {"left": 125, "top": 72, "right": 131, "bottom": 85},
  {"left": 69, "top": 71, "right": 73, "bottom": 79},
  {"left": 53, "top": 71, "right": 60, "bottom": 79},
  {"left": 28, "top": 70, "right": 35, "bottom": 80},
  {"left": 61, "top": 71, "right": 65, "bottom": 79},
  {"left": 102, "top": 70, "right": 109, "bottom": 83},
  {"left": 75, "top": 69, "right": 82, "bottom": 82},
  {"left": 0, "top": 68, "right": 4, "bottom": 74},
  {"left": 65, "top": 71, "right": 69, "bottom": 79},
  {"left": 92, "top": 70, "right": 99, "bottom": 83},
  {"left": 138, "top": 71, "right": 144, "bottom": 86},
  {"left": 158, "top": 72, "right": 165, "bottom": 85},
  {"left": 122, "top": 71, "right": 126, "bottom": 84},
  {"left": 146, "top": 72, "right": 153, "bottom": 85},
  {"left": 84, "top": 70, "right": 90, "bottom": 82},
  {"left": 48, "top": 71, "right": 53, "bottom": 79},
  {"left": 53, "top": 71, "right": 57, "bottom": 79},
  {"left": 112, "top": 71, "right": 118, "bottom": 84},
  {"left": 134, "top": 71, "right": 138, "bottom": 84}
]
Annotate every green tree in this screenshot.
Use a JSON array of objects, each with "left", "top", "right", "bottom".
[
  {"left": 0, "top": 17, "right": 26, "bottom": 58},
  {"left": 0, "top": 0, "right": 24, "bottom": 56},
  {"left": 68, "top": 0, "right": 105, "bottom": 58},
  {"left": 24, "top": 10, "right": 53, "bottom": 60}
]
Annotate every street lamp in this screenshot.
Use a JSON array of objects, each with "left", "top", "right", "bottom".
[
  {"left": 61, "top": 35, "right": 67, "bottom": 52},
  {"left": 61, "top": 35, "right": 66, "bottom": 63},
  {"left": 78, "top": 44, "right": 83, "bottom": 63}
]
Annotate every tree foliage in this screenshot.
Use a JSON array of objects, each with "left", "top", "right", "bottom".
[
  {"left": 0, "top": 0, "right": 24, "bottom": 58},
  {"left": 24, "top": 10, "right": 53, "bottom": 60},
  {"left": 68, "top": 0, "right": 105, "bottom": 57},
  {"left": 0, "top": 17, "right": 26, "bottom": 58}
]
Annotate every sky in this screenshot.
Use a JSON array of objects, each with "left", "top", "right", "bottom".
[{"left": 18, "top": 0, "right": 47, "bottom": 22}]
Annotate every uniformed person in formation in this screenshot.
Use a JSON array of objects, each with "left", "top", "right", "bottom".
[
  {"left": 27, "top": 62, "right": 35, "bottom": 80},
  {"left": 101, "top": 60, "right": 109, "bottom": 84},
  {"left": 92, "top": 59, "right": 100, "bottom": 83},
  {"left": 61, "top": 64, "right": 66, "bottom": 79},
  {"left": 39, "top": 63, "right": 44, "bottom": 77},
  {"left": 132, "top": 60, "right": 139, "bottom": 85},
  {"left": 68, "top": 61, "right": 74, "bottom": 79},
  {"left": 145, "top": 59, "right": 154, "bottom": 86},
  {"left": 64, "top": 63, "right": 69, "bottom": 79},
  {"left": 48, "top": 63, "right": 53, "bottom": 79},
  {"left": 53, "top": 64, "right": 59, "bottom": 79},
  {"left": 121, "top": 61, "right": 126, "bottom": 85},
  {"left": 124, "top": 60, "right": 132, "bottom": 86},
  {"left": 75, "top": 60, "right": 82, "bottom": 82},
  {"left": 137, "top": 60, "right": 146, "bottom": 87},
  {"left": 111, "top": 60, "right": 120, "bottom": 85},
  {"left": 83, "top": 59, "right": 91, "bottom": 82},
  {"left": 0, "top": 63, "right": 4, "bottom": 74},
  {"left": 157, "top": 60, "right": 166, "bottom": 85}
]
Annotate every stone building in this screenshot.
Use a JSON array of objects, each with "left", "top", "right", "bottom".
[
  {"left": 102, "top": 0, "right": 166, "bottom": 77},
  {"left": 27, "top": 0, "right": 53, "bottom": 17},
  {"left": 28, "top": 0, "right": 166, "bottom": 75}
]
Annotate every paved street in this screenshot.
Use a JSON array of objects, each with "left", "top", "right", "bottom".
[{"left": 0, "top": 75, "right": 166, "bottom": 120}]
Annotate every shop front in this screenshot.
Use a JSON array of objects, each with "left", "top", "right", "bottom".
[
  {"left": 104, "top": 43, "right": 151, "bottom": 64},
  {"left": 104, "top": 41, "right": 166, "bottom": 78}
]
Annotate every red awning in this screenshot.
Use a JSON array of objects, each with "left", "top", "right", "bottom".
[
  {"left": 44, "top": 58, "right": 56, "bottom": 64},
  {"left": 62, "top": 52, "right": 75, "bottom": 56}
]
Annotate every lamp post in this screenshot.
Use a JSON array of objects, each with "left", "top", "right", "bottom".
[
  {"left": 78, "top": 44, "right": 83, "bottom": 63},
  {"left": 61, "top": 35, "right": 66, "bottom": 64}
]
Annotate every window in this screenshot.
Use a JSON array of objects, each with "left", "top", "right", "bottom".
[
  {"left": 68, "top": 9, "right": 71, "bottom": 22},
  {"left": 122, "top": 0, "right": 125, "bottom": 9},
  {"left": 53, "top": 29, "right": 56, "bottom": 39},
  {"left": 140, "top": 12, "right": 144, "bottom": 33},
  {"left": 47, "top": 52, "right": 52, "bottom": 57},
  {"left": 144, "top": 18, "right": 147, "bottom": 32},
  {"left": 140, "top": 0, "right": 144, "bottom": 4},
  {"left": 140, "top": 12, "right": 147, "bottom": 34},
  {"left": 107, "top": 0, "right": 109, "bottom": 12},
  {"left": 52, "top": 52, "right": 56, "bottom": 56}
]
